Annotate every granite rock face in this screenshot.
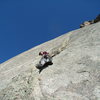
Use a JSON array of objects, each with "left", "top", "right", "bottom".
[{"left": 0, "top": 22, "right": 100, "bottom": 100}]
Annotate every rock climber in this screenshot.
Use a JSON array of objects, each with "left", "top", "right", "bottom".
[{"left": 36, "top": 51, "right": 53, "bottom": 69}]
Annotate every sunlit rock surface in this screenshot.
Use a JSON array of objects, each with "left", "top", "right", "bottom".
[
  {"left": 0, "top": 22, "right": 100, "bottom": 100},
  {"left": 80, "top": 14, "right": 100, "bottom": 28}
]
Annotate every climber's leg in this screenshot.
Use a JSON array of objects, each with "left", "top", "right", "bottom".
[{"left": 36, "top": 58, "right": 46, "bottom": 68}]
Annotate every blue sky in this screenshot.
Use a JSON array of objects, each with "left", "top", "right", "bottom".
[{"left": 0, "top": 0, "right": 100, "bottom": 63}]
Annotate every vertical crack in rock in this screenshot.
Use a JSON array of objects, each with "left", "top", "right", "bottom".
[{"left": 50, "top": 37, "right": 70, "bottom": 57}]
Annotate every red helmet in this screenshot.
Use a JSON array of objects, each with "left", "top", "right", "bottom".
[
  {"left": 43, "top": 51, "right": 49, "bottom": 55},
  {"left": 39, "top": 51, "right": 49, "bottom": 55}
]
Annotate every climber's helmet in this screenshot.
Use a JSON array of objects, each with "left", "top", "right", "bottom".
[
  {"left": 39, "top": 51, "right": 49, "bottom": 56},
  {"left": 39, "top": 51, "right": 43, "bottom": 55}
]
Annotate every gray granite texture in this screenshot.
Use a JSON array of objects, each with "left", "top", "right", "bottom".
[{"left": 0, "top": 22, "right": 100, "bottom": 100}]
